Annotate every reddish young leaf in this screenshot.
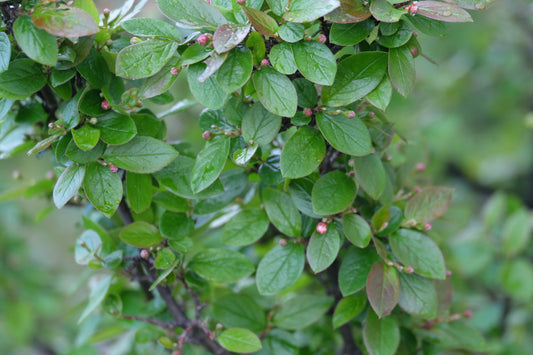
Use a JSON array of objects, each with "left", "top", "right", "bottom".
[
  {"left": 32, "top": 6, "right": 98, "bottom": 37},
  {"left": 417, "top": 1, "right": 473, "bottom": 23},
  {"left": 405, "top": 186, "right": 454, "bottom": 224},
  {"left": 325, "top": 0, "right": 372, "bottom": 23},
  {"left": 366, "top": 261, "right": 400, "bottom": 318},
  {"left": 242, "top": 7, "right": 279, "bottom": 38},
  {"left": 213, "top": 24, "right": 251, "bottom": 54}
]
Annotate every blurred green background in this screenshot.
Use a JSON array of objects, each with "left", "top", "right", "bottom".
[{"left": 1, "top": 0, "right": 533, "bottom": 354}]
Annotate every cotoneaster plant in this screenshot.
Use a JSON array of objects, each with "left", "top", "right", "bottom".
[{"left": 0, "top": 0, "right": 495, "bottom": 354}]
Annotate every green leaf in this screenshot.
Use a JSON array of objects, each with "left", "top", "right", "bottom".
[
  {"left": 246, "top": 31, "right": 266, "bottom": 66},
  {"left": 312, "top": 170, "right": 357, "bottom": 215},
  {"left": 241, "top": 103, "right": 281, "bottom": 146},
  {"left": 330, "top": 20, "right": 375, "bottom": 45},
  {"left": 256, "top": 243, "right": 305, "bottom": 295},
  {"left": 71, "top": 0, "right": 100, "bottom": 24},
  {"left": 316, "top": 112, "right": 372, "bottom": 156},
  {"left": 289, "top": 178, "right": 322, "bottom": 218},
  {"left": 103, "top": 136, "right": 179, "bottom": 174},
  {"left": 120, "top": 221, "right": 163, "bottom": 248},
  {"left": 280, "top": 126, "right": 325, "bottom": 179},
  {"left": 83, "top": 162, "right": 122, "bottom": 217},
  {"left": 157, "top": 0, "right": 227, "bottom": 29},
  {"left": 418, "top": 321, "right": 486, "bottom": 352},
  {"left": 390, "top": 229, "right": 446, "bottom": 279},
  {"left": 116, "top": 39, "right": 178, "bottom": 79},
  {"left": 352, "top": 154, "right": 387, "bottom": 200},
  {"left": 66, "top": 140, "right": 105, "bottom": 164},
  {"left": 307, "top": 225, "right": 340, "bottom": 273},
  {"left": 53, "top": 164, "right": 86, "bottom": 209},
  {"left": 378, "top": 20, "right": 413, "bottom": 48},
  {"left": 140, "top": 59, "right": 180, "bottom": 99},
  {"left": 242, "top": 7, "right": 279, "bottom": 37},
  {"left": 366, "top": 261, "right": 400, "bottom": 318},
  {"left": 13, "top": 16, "right": 57, "bottom": 66},
  {"left": 283, "top": 0, "right": 340, "bottom": 23},
  {"left": 189, "top": 248, "right": 255, "bottom": 283},
  {"left": 190, "top": 135, "right": 230, "bottom": 193},
  {"left": 262, "top": 188, "right": 302, "bottom": 237},
  {"left": 417, "top": 1, "right": 473, "bottom": 22},
  {"left": 121, "top": 18, "right": 182, "bottom": 42},
  {"left": 253, "top": 67, "right": 297, "bottom": 117},
  {"left": 407, "top": 15, "right": 448, "bottom": 36},
  {"left": 155, "top": 247, "right": 176, "bottom": 269},
  {"left": 126, "top": 172, "right": 152, "bottom": 213},
  {"left": 0, "top": 59, "right": 47, "bottom": 100},
  {"left": 32, "top": 6, "right": 98, "bottom": 37},
  {"left": 363, "top": 310, "right": 400, "bottom": 355},
  {"left": 269, "top": 43, "right": 297, "bottom": 75},
  {"left": 278, "top": 22, "right": 305, "bottom": 43},
  {"left": 367, "top": 75, "right": 393, "bottom": 111},
  {"left": 149, "top": 259, "right": 180, "bottom": 291},
  {"left": 78, "top": 88, "right": 107, "bottom": 116},
  {"left": 188, "top": 62, "right": 229, "bottom": 109},
  {"left": 273, "top": 295, "right": 334, "bottom": 329},
  {"left": 77, "top": 48, "right": 110, "bottom": 89},
  {"left": 75, "top": 230, "right": 102, "bottom": 265},
  {"left": 79, "top": 275, "right": 113, "bottom": 323},
  {"left": 339, "top": 246, "right": 380, "bottom": 296},
  {"left": 217, "top": 328, "right": 262, "bottom": 353},
  {"left": 398, "top": 273, "right": 438, "bottom": 318},
  {"left": 292, "top": 41, "right": 336, "bottom": 85},
  {"left": 94, "top": 111, "right": 137, "bottom": 145},
  {"left": 194, "top": 169, "right": 249, "bottom": 214},
  {"left": 222, "top": 208, "right": 270, "bottom": 246},
  {"left": 159, "top": 211, "right": 194, "bottom": 240},
  {"left": 500, "top": 259, "right": 533, "bottom": 302},
  {"left": 404, "top": 186, "right": 454, "bottom": 224},
  {"left": 216, "top": 47, "right": 253, "bottom": 93},
  {"left": 388, "top": 45, "right": 416, "bottom": 97},
  {"left": 369, "top": 0, "right": 406, "bottom": 22},
  {"left": 343, "top": 213, "right": 372, "bottom": 248},
  {"left": 153, "top": 191, "right": 189, "bottom": 212},
  {"left": 322, "top": 52, "right": 387, "bottom": 107},
  {"left": 501, "top": 209, "right": 532, "bottom": 257},
  {"left": 333, "top": 294, "right": 367, "bottom": 329},
  {"left": 179, "top": 44, "right": 213, "bottom": 66},
  {"left": 0, "top": 32, "right": 10, "bottom": 74},
  {"left": 72, "top": 124, "right": 100, "bottom": 151},
  {"left": 214, "top": 294, "right": 266, "bottom": 333},
  {"left": 325, "top": 0, "right": 372, "bottom": 23}
]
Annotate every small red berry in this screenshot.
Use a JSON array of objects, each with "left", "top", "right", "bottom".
[
  {"left": 101, "top": 99, "right": 110, "bottom": 110},
  {"left": 170, "top": 67, "right": 179, "bottom": 76},
  {"left": 446, "top": 269, "right": 452, "bottom": 277},
  {"left": 140, "top": 249, "right": 150, "bottom": 259},
  {"left": 316, "top": 222, "right": 328, "bottom": 234},
  {"left": 202, "top": 131, "right": 213, "bottom": 140},
  {"left": 109, "top": 164, "right": 118, "bottom": 173},
  {"left": 304, "top": 108, "right": 313, "bottom": 117},
  {"left": 463, "top": 310, "right": 473, "bottom": 318},
  {"left": 197, "top": 33, "right": 211, "bottom": 46},
  {"left": 415, "top": 162, "right": 426, "bottom": 171},
  {"left": 317, "top": 34, "right": 327, "bottom": 43},
  {"left": 424, "top": 223, "right": 432, "bottom": 231},
  {"left": 279, "top": 239, "right": 287, "bottom": 246},
  {"left": 347, "top": 110, "right": 356, "bottom": 119},
  {"left": 411, "top": 48, "right": 418, "bottom": 56},
  {"left": 260, "top": 58, "right": 269, "bottom": 66},
  {"left": 405, "top": 265, "right": 414, "bottom": 274}
]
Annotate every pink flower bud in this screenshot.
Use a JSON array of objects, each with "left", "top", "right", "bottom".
[
  {"left": 48, "top": 122, "right": 55, "bottom": 129},
  {"left": 385, "top": 155, "right": 392, "bottom": 161},
  {"left": 411, "top": 48, "right": 418, "bottom": 56},
  {"left": 236, "top": 0, "right": 245, "bottom": 3},
  {"left": 347, "top": 110, "right": 356, "bottom": 119},
  {"left": 109, "top": 164, "right": 118, "bottom": 173},
  {"left": 463, "top": 310, "right": 473, "bottom": 318},
  {"left": 279, "top": 239, "right": 287, "bottom": 246},
  {"left": 424, "top": 223, "right": 432, "bottom": 231},
  {"left": 414, "top": 186, "right": 421, "bottom": 193},
  {"left": 130, "top": 37, "right": 139, "bottom": 45},
  {"left": 66, "top": 0, "right": 74, "bottom": 5},
  {"left": 170, "top": 67, "right": 179, "bottom": 76},
  {"left": 140, "top": 249, "right": 150, "bottom": 259},
  {"left": 405, "top": 265, "right": 414, "bottom": 274},
  {"left": 260, "top": 58, "right": 269, "bottom": 66},
  {"left": 446, "top": 269, "right": 452, "bottom": 277},
  {"left": 202, "top": 131, "right": 213, "bottom": 140},
  {"left": 316, "top": 222, "right": 328, "bottom": 234},
  {"left": 197, "top": 33, "right": 211, "bottom": 46},
  {"left": 317, "top": 34, "right": 327, "bottom": 43},
  {"left": 413, "top": 31, "right": 418, "bottom": 38},
  {"left": 368, "top": 111, "right": 375, "bottom": 118},
  {"left": 103, "top": 8, "right": 110, "bottom": 15},
  {"left": 101, "top": 99, "right": 110, "bottom": 110},
  {"left": 415, "top": 162, "right": 426, "bottom": 171},
  {"left": 304, "top": 108, "right": 313, "bottom": 117}
]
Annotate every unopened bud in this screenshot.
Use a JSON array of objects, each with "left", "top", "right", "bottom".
[
  {"left": 446, "top": 269, "right": 452, "bottom": 277},
  {"left": 450, "top": 313, "right": 461, "bottom": 322},
  {"left": 463, "top": 310, "right": 473, "bottom": 318},
  {"left": 405, "top": 218, "right": 417, "bottom": 228},
  {"left": 103, "top": 8, "right": 110, "bottom": 15},
  {"left": 347, "top": 110, "right": 356, "bottom": 119},
  {"left": 279, "top": 239, "right": 287, "bottom": 246},
  {"left": 385, "top": 155, "right": 392, "bottom": 161},
  {"left": 216, "top": 323, "right": 223, "bottom": 329},
  {"left": 414, "top": 186, "right": 421, "bottom": 193},
  {"left": 130, "top": 37, "right": 141, "bottom": 45},
  {"left": 106, "top": 39, "right": 113, "bottom": 46},
  {"left": 48, "top": 122, "right": 55, "bottom": 129},
  {"left": 197, "top": 33, "right": 212, "bottom": 46},
  {"left": 424, "top": 223, "right": 432, "bottom": 231},
  {"left": 66, "top": 0, "right": 74, "bottom": 5},
  {"left": 260, "top": 58, "right": 269, "bottom": 66},
  {"left": 304, "top": 108, "right": 313, "bottom": 117},
  {"left": 140, "top": 249, "right": 150, "bottom": 259},
  {"left": 368, "top": 111, "right": 375, "bottom": 118},
  {"left": 101, "top": 99, "right": 110, "bottom": 110},
  {"left": 45, "top": 170, "right": 54, "bottom": 179},
  {"left": 405, "top": 265, "right": 414, "bottom": 274},
  {"left": 236, "top": 0, "right": 245, "bottom": 3},
  {"left": 170, "top": 67, "right": 179, "bottom": 76},
  {"left": 415, "top": 162, "right": 426, "bottom": 171},
  {"left": 317, "top": 34, "right": 327, "bottom": 43},
  {"left": 411, "top": 48, "right": 418, "bottom": 56},
  {"left": 316, "top": 222, "right": 328, "bottom": 234},
  {"left": 202, "top": 131, "right": 213, "bottom": 140},
  {"left": 109, "top": 164, "right": 119, "bottom": 173},
  {"left": 89, "top": 117, "right": 98, "bottom": 125},
  {"left": 413, "top": 31, "right": 418, "bottom": 38}
]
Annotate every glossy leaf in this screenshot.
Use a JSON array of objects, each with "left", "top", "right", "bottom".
[
  {"left": 0, "top": 59, "right": 47, "bottom": 100},
  {"left": 190, "top": 135, "right": 230, "bottom": 193},
  {"left": 273, "top": 295, "right": 334, "bottom": 329},
  {"left": 189, "top": 248, "right": 255, "bottom": 283},
  {"left": 159, "top": 211, "right": 194, "bottom": 240},
  {"left": 363, "top": 310, "right": 400, "bottom": 355},
  {"left": 330, "top": 20, "right": 375, "bottom": 45},
  {"left": 13, "top": 16, "right": 57, "bottom": 66},
  {"left": 343, "top": 213, "right": 372, "bottom": 248},
  {"left": 417, "top": 1, "right": 473, "bottom": 22},
  {"left": 366, "top": 261, "right": 400, "bottom": 318},
  {"left": 0, "top": 32, "right": 10, "bottom": 73},
  {"left": 116, "top": 39, "right": 178, "bottom": 79},
  {"left": 119, "top": 221, "right": 163, "bottom": 248},
  {"left": 404, "top": 186, "right": 454, "bottom": 224},
  {"left": 312, "top": 170, "right": 357, "bottom": 215},
  {"left": 53, "top": 164, "right": 86, "bottom": 209},
  {"left": 390, "top": 229, "right": 446, "bottom": 279},
  {"left": 262, "top": 188, "right": 301, "bottom": 237},
  {"left": 79, "top": 275, "right": 113, "bottom": 323},
  {"left": 83, "top": 162, "right": 123, "bottom": 217},
  {"left": 367, "top": 75, "right": 393, "bottom": 111},
  {"left": 188, "top": 63, "right": 229, "bottom": 109},
  {"left": 352, "top": 154, "right": 387, "bottom": 200},
  {"left": 256, "top": 243, "right": 305, "bottom": 295},
  {"left": 103, "top": 136, "right": 178, "bottom": 174},
  {"left": 222, "top": 208, "right": 270, "bottom": 246},
  {"left": 501, "top": 209, "right": 532, "bottom": 257},
  {"left": 284, "top": 0, "right": 340, "bottom": 23},
  {"left": 278, "top": 22, "right": 305, "bottom": 43},
  {"left": 316, "top": 112, "right": 372, "bottom": 156},
  {"left": 217, "top": 328, "right": 262, "bottom": 353},
  {"left": 269, "top": 43, "right": 297, "bottom": 75},
  {"left": 289, "top": 178, "right": 322, "bottom": 218},
  {"left": 32, "top": 6, "right": 98, "bottom": 37},
  {"left": 126, "top": 172, "right": 152, "bottom": 213},
  {"left": 216, "top": 47, "right": 253, "bottom": 93},
  {"left": 242, "top": 7, "right": 279, "bottom": 37},
  {"left": 280, "top": 126, "right": 325, "bottom": 179},
  {"left": 332, "top": 294, "right": 367, "bottom": 329},
  {"left": 388, "top": 45, "right": 416, "bottom": 97},
  {"left": 292, "top": 41, "right": 336, "bottom": 85},
  {"left": 253, "top": 67, "right": 297, "bottom": 117},
  {"left": 322, "top": 52, "right": 387, "bottom": 107},
  {"left": 398, "top": 273, "right": 438, "bottom": 318},
  {"left": 307, "top": 226, "right": 340, "bottom": 273},
  {"left": 339, "top": 246, "right": 380, "bottom": 296},
  {"left": 325, "top": 0, "right": 372, "bottom": 23},
  {"left": 72, "top": 124, "right": 100, "bottom": 151},
  {"left": 121, "top": 18, "right": 182, "bottom": 42},
  {"left": 370, "top": 0, "right": 406, "bottom": 22},
  {"left": 94, "top": 111, "right": 137, "bottom": 145},
  {"left": 157, "top": 0, "right": 227, "bottom": 29},
  {"left": 214, "top": 294, "right": 266, "bottom": 333},
  {"left": 77, "top": 49, "right": 110, "bottom": 89}
]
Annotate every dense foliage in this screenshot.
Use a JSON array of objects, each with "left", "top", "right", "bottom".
[{"left": 0, "top": 0, "right": 504, "bottom": 354}]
